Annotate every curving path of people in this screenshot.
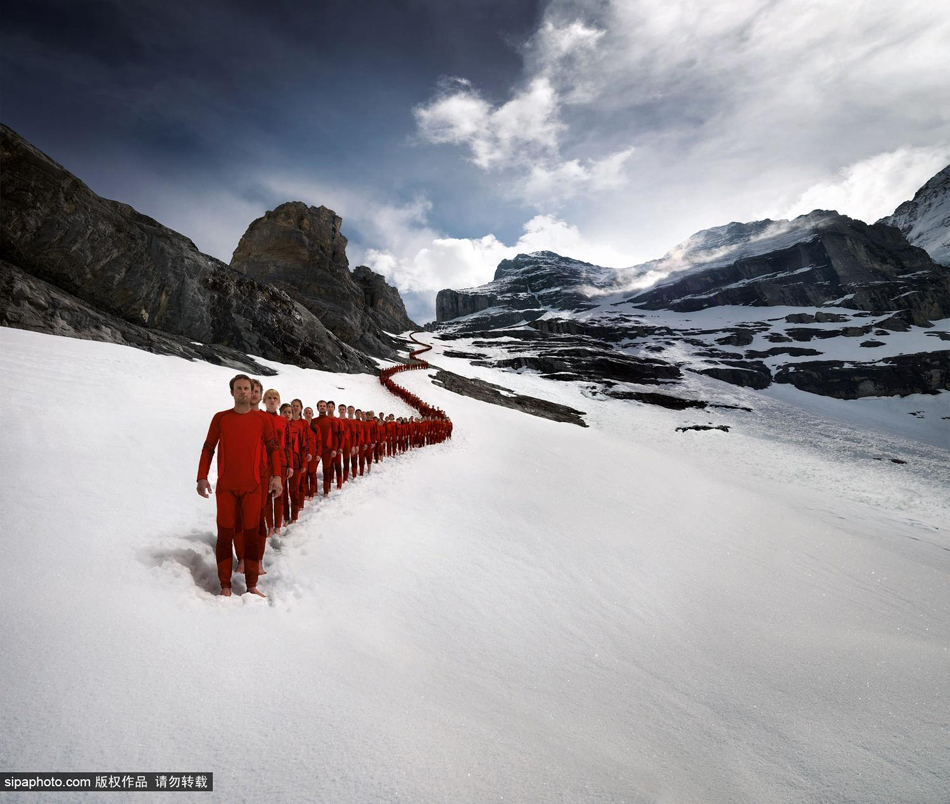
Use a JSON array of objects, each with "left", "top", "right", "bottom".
[{"left": 378, "top": 332, "right": 452, "bottom": 434}]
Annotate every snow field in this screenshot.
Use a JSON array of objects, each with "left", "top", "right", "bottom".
[{"left": 0, "top": 326, "right": 948, "bottom": 803}]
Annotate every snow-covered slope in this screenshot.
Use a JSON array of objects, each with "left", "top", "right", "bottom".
[
  {"left": 878, "top": 164, "right": 950, "bottom": 265},
  {"left": 1, "top": 326, "right": 948, "bottom": 803}
]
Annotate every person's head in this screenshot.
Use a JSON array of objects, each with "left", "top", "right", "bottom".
[
  {"left": 355, "top": 409, "right": 363, "bottom": 421},
  {"left": 291, "top": 398, "right": 303, "bottom": 419},
  {"left": 317, "top": 400, "right": 327, "bottom": 415},
  {"left": 229, "top": 374, "right": 253, "bottom": 405},
  {"left": 280, "top": 403, "right": 292, "bottom": 421},
  {"left": 304, "top": 406, "right": 314, "bottom": 421},
  {"left": 347, "top": 405, "right": 355, "bottom": 417},
  {"left": 327, "top": 400, "right": 335, "bottom": 414},
  {"left": 263, "top": 389, "right": 280, "bottom": 413},
  {"left": 338, "top": 403, "right": 347, "bottom": 418},
  {"left": 249, "top": 379, "right": 264, "bottom": 408}
]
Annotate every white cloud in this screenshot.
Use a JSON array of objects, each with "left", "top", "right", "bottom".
[
  {"left": 413, "top": 18, "right": 635, "bottom": 204},
  {"left": 411, "top": 0, "right": 950, "bottom": 264},
  {"left": 776, "top": 146, "right": 950, "bottom": 223},
  {"left": 414, "top": 75, "right": 562, "bottom": 171},
  {"left": 364, "top": 213, "right": 634, "bottom": 320}
]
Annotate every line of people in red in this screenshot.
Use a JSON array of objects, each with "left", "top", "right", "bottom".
[{"left": 196, "top": 338, "right": 452, "bottom": 598}]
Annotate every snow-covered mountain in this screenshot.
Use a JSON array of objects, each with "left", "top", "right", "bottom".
[
  {"left": 432, "top": 170, "right": 950, "bottom": 404},
  {"left": 878, "top": 164, "right": 950, "bottom": 265}
]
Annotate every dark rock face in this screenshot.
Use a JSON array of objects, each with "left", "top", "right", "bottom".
[
  {"left": 351, "top": 265, "right": 416, "bottom": 336},
  {"left": 630, "top": 215, "right": 949, "bottom": 326},
  {"left": 878, "top": 165, "right": 949, "bottom": 265},
  {"left": 430, "top": 369, "right": 587, "bottom": 427},
  {"left": 695, "top": 363, "right": 772, "bottom": 389},
  {"left": 774, "top": 351, "right": 950, "bottom": 398},
  {"left": 490, "top": 350, "right": 681, "bottom": 386},
  {"left": 0, "top": 259, "right": 277, "bottom": 374},
  {"left": 435, "top": 251, "right": 616, "bottom": 325},
  {"left": 230, "top": 202, "right": 416, "bottom": 356},
  {"left": 0, "top": 124, "right": 372, "bottom": 373}
]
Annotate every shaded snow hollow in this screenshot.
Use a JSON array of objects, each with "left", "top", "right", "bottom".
[{"left": 0, "top": 327, "right": 948, "bottom": 803}]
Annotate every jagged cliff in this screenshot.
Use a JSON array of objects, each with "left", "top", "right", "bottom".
[
  {"left": 0, "top": 124, "right": 420, "bottom": 373},
  {"left": 230, "top": 202, "right": 417, "bottom": 357}
]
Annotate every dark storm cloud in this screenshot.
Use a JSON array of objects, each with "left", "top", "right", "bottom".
[{"left": 0, "top": 0, "right": 543, "bottom": 254}]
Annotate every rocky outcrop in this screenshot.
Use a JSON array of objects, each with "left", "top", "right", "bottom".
[
  {"left": 435, "top": 251, "right": 614, "bottom": 325},
  {"left": 430, "top": 369, "right": 587, "bottom": 426},
  {"left": 0, "top": 124, "right": 372, "bottom": 373},
  {"left": 0, "top": 259, "right": 278, "bottom": 374},
  {"left": 230, "top": 203, "right": 416, "bottom": 356},
  {"left": 774, "top": 351, "right": 950, "bottom": 398},
  {"left": 629, "top": 214, "right": 949, "bottom": 325},
  {"left": 436, "top": 288, "right": 505, "bottom": 322},
  {"left": 351, "top": 265, "right": 416, "bottom": 335},
  {"left": 878, "top": 165, "right": 949, "bottom": 265}
]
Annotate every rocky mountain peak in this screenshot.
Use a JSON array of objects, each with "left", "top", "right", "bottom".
[
  {"left": 878, "top": 164, "right": 949, "bottom": 265},
  {"left": 230, "top": 202, "right": 416, "bottom": 354}
]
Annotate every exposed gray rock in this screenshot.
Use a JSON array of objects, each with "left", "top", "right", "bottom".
[
  {"left": 774, "top": 351, "right": 950, "bottom": 398},
  {"left": 436, "top": 251, "right": 618, "bottom": 325},
  {"left": 430, "top": 369, "right": 587, "bottom": 427},
  {"left": 0, "top": 259, "right": 276, "bottom": 374},
  {"left": 0, "top": 123, "right": 373, "bottom": 373},
  {"left": 715, "top": 330, "right": 755, "bottom": 346},
  {"left": 230, "top": 202, "right": 416, "bottom": 356},
  {"left": 630, "top": 213, "right": 948, "bottom": 325},
  {"left": 878, "top": 165, "right": 950, "bottom": 265},
  {"left": 695, "top": 363, "right": 772, "bottom": 389}
]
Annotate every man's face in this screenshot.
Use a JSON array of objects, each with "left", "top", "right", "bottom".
[
  {"left": 250, "top": 384, "right": 263, "bottom": 407},
  {"left": 318, "top": 401, "right": 327, "bottom": 415},
  {"left": 328, "top": 403, "right": 336, "bottom": 416},
  {"left": 304, "top": 407, "right": 314, "bottom": 422},
  {"left": 347, "top": 406, "right": 355, "bottom": 418},
  {"left": 232, "top": 379, "right": 252, "bottom": 405},
  {"left": 292, "top": 400, "right": 302, "bottom": 418},
  {"left": 264, "top": 393, "right": 280, "bottom": 413}
]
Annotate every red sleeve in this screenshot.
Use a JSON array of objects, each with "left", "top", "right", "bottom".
[
  {"left": 260, "top": 412, "right": 283, "bottom": 475},
  {"left": 197, "top": 412, "right": 223, "bottom": 481}
]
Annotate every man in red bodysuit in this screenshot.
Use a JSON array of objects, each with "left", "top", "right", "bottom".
[
  {"left": 313, "top": 400, "right": 339, "bottom": 497},
  {"left": 262, "top": 389, "right": 291, "bottom": 537},
  {"left": 279, "top": 404, "right": 296, "bottom": 519},
  {"left": 238, "top": 379, "right": 283, "bottom": 576},
  {"left": 288, "top": 399, "right": 311, "bottom": 521},
  {"left": 303, "top": 406, "right": 320, "bottom": 500},
  {"left": 346, "top": 405, "right": 360, "bottom": 479},
  {"left": 197, "top": 375, "right": 282, "bottom": 597},
  {"left": 357, "top": 410, "right": 371, "bottom": 475},
  {"left": 335, "top": 402, "right": 351, "bottom": 485}
]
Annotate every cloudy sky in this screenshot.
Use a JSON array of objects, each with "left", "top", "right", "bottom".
[{"left": 3, "top": 0, "right": 949, "bottom": 321}]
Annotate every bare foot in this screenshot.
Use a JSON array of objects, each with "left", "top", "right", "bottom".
[
  {"left": 237, "top": 559, "right": 245, "bottom": 574},
  {"left": 259, "top": 567, "right": 268, "bottom": 575},
  {"left": 275, "top": 527, "right": 282, "bottom": 535},
  {"left": 247, "top": 587, "right": 266, "bottom": 598},
  {"left": 220, "top": 588, "right": 232, "bottom": 597}
]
